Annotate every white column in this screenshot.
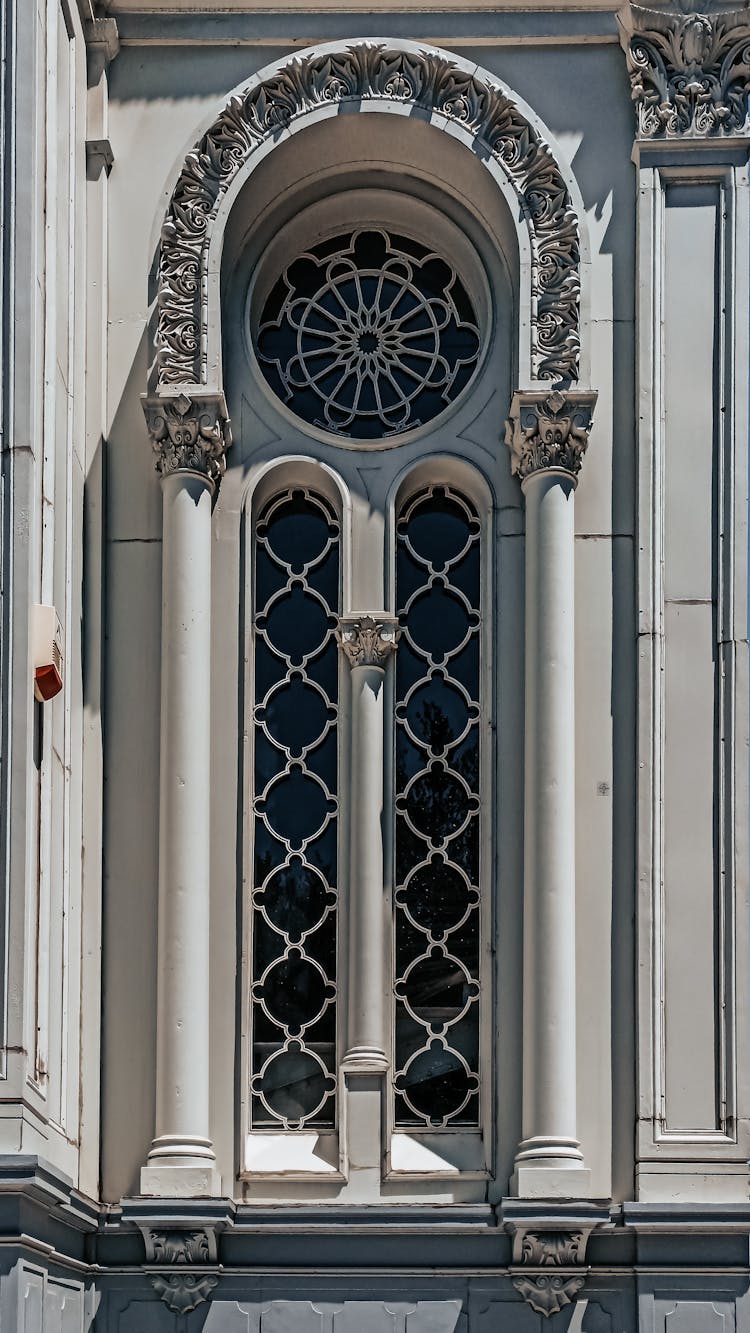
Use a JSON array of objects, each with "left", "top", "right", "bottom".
[
  {"left": 337, "top": 617, "right": 399, "bottom": 1069},
  {"left": 140, "top": 392, "right": 229, "bottom": 1197},
  {"left": 505, "top": 389, "right": 596, "bottom": 1199}
]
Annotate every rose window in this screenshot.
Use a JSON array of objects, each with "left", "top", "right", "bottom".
[{"left": 256, "top": 229, "right": 481, "bottom": 440}]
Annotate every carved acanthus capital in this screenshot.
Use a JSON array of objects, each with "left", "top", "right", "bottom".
[
  {"left": 617, "top": 0, "right": 750, "bottom": 138},
  {"left": 504, "top": 389, "right": 597, "bottom": 484},
  {"left": 142, "top": 392, "right": 232, "bottom": 488},
  {"left": 337, "top": 616, "right": 400, "bottom": 669}
]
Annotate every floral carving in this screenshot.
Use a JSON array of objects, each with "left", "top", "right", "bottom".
[
  {"left": 156, "top": 42, "right": 581, "bottom": 388},
  {"left": 149, "top": 1230, "right": 211, "bottom": 1264},
  {"left": 512, "top": 1273, "right": 586, "bottom": 1318},
  {"left": 337, "top": 616, "right": 400, "bottom": 668},
  {"left": 150, "top": 1274, "right": 218, "bottom": 1314},
  {"left": 504, "top": 388, "right": 597, "bottom": 482},
  {"left": 617, "top": 0, "right": 750, "bottom": 137},
  {"left": 511, "top": 1229, "right": 587, "bottom": 1318},
  {"left": 142, "top": 392, "right": 231, "bottom": 486}
]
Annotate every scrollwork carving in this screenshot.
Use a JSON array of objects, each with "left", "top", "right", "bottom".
[
  {"left": 504, "top": 388, "right": 597, "bottom": 482},
  {"left": 149, "top": 1229, "right": 211, "bottom": 1265},
  {"left": 150, "top": 1274, "right": 218, "bottom": 1314},
  {"left": 512, "top": 1273, "right": 586, "bottom": 1318},
  {"left": 142, "top": 392, "right": 231, "bottom": 486},
  {"left": 617, "top": 0, "right": 750, "bottom": 138},
  {"left": 156, "top": 42, "right": 582, "bottom": 388},
  {"left": 337, "top": 616, "right": 400, "bottom": 668}
]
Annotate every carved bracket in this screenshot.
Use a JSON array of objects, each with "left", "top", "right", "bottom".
[
  {"left": 617, "top": 0, "right": 750, "bottom": 139},
  {"left": 137, "top": 1223, "right": 223, "bottom": 1314},
  {"left": 142, "top": 391, "right": 232, "bottom": 488},
  {"left": 337, "top": 615, "right": 400, "bottom": 668},
  {"left": 503, "top": 1207, "right": 612, "bottom": 1319},
  {"left": 504, "top": 388, "right": 597, "bottom": 483}
]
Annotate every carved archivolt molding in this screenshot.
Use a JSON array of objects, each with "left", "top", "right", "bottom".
[
  {"left": 142, "top": 391, "right": 231, "bottom": 486},
  {"left": 504, "top": 388, "right": 597, "bottom": 483},
  {"left": 156, "top": 41, "right": 583, "bottom": 389},
  {"left": 337, "top": 616, "right": 400, "bottom": 668},
  {"left": 617, "top": 0, "right": 750, "bottom": 138}
]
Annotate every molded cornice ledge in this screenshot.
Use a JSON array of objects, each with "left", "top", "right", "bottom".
[
  {"left": 142, "top": 392, "right": 232, "bottom": 490},
  {"left": 504, "top": 389, "right": 597, "bottom": 485},
  {"left": 617, "top": 0, "right": 750, "bottom": 139}
]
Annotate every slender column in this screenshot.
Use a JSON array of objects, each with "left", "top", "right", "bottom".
[
  {"left": 140, "top": 392, "right": 230, "bottom": 1197},
  {"left": 505, "top": 389, "right": 596, "bottom": 1199},
  {"left": 337, "top": 617, "right": 399, "bottom": 1069}
]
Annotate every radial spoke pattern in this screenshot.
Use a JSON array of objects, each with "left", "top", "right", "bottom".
[
  {"left": 257, "top": 229, "right": 480, "bottom": 440},
  {"left": 394, "top": 487, "right": 482, "bottom": 1128},
  {"left": 251, "top": 489, "right": 339, "bottom": 1130}
]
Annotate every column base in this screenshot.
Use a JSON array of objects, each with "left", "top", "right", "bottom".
[
  {"left": 140, "top": 1135, "right": 221, "bottom": 1197},
  {"left": 140, "top": 1162, "right": 222, "bottom": 1198},
  {"left": 341, "top": 1046, "right": 389, "bottom": 1073},
  {"left": 512, "top": 1136, "right": 592, "bottom": 1199}
]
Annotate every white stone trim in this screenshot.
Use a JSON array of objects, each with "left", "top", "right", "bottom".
[{"left": 152, "top": 38, "right": 591, "bottom": 395}]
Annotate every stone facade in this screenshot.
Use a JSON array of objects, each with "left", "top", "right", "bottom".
[{"left": 0, "top": 0, "right": 749, "bottom": 1328}]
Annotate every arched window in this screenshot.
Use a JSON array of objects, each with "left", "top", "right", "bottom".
[
  {"left": 393, "top": 486, "right": 483, "bottom": 1129},
  {"left": 250, "top": 488, "right": 340, "bottom": 1131}
]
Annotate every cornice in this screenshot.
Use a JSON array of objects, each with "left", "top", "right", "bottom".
[{"left": 617, "top": 0, "right": 750, "bottom": 138}]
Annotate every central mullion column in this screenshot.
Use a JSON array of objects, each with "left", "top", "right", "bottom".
[
  {"left": 337, "top": 616, "right": 399, "bottom": 1071},
  {"left": 141, "top": 392, "right": 230, "bottom": 1198},
  {"left": 506, "top": 389, "right": 596, "bottom": 1199}
]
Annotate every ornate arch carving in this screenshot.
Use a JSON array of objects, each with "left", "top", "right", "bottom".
[{"left": 154, "top": 40, "right": 585, "bottom": 392}]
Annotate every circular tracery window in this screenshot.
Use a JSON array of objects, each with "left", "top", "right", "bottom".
[{"left": 256, "top": 228, "right": 481, "bottom": 441}]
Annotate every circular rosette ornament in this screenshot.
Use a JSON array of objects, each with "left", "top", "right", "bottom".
[{"left": 257, "top": 229, "right": 480, "bottom": 440}]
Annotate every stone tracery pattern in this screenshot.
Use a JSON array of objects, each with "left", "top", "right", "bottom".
[
  {"left": 251, "top": 489, "right": 340, "bottom": 1130},
  {"left": 617, "top": 0, "right": 750, "bottom": 138},
  {"left": 393, "top": 486, "right": 482, "bottom": 1128},
  {"left": 156, "top": 42, "right": 582, "bottom": 387},
  {"left": 257, "top": 229, "right": 481, "bottom": 439}
]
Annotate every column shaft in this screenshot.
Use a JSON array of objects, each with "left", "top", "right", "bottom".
[
  {"left": 141, "top": 470, "right": 220, "bottom": 1197},
  {"left": 346, "top": 663, "right": 388, "bottom": 1067}
]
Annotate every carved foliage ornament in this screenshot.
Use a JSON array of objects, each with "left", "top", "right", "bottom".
[
  {"left": 512, "top": 1230, "right": 587, "bottom": 1319},
  {"left": 145, "top": 1228, "right": 218, "bottom": 1314},
  {"left": 157, "top": 43, "right": 581, "bottom": 387},
  {"left": 337, "top": 616, "right": 400, "bottom": 668},
  {"left": 504, "top": 389, "right": 597, "bottom": 482},
  {"left": 617, "top": 0, "right": 750, "bottom": 138},
  {"left": 142, "top": 392, "right": 231, "bottom": 485}
]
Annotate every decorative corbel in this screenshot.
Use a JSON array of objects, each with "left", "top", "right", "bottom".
[
  {"left": 504, "top": 1207, "right": 612, "bottom": 1318},
  {"left": 504, "top": 389, "right": 597, "bottom": 485},
  {"left": 84, "top": 15, "right": 120, "bottom": 89},
  {"left": 142, "top": 391, "right": 232, "bottom": 489},
  {"left": 138, "top": 1226, "right": 219, "bottom": 1315},
  {"left": 617, "top": 0, "right": 750, "bottom": 139},
  {"left": 337, "top": 616, "right": 400, "bottom": 669}
]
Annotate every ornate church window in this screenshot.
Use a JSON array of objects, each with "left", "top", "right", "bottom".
[
  {"left": 250, "top": 489, "right": 340, "bottom": 1130},
  {"left": 393, "top": 486, "right": 483, "bottom": 1128},
  {"left": 256, "top": 229, "right": 481, "bottom": 440}
]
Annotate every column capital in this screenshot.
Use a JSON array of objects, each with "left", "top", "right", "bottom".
[
  {"left": 337, "top": 616, "right": 400, "bottom": 669},
  {"left": 504, "top": 389, "right": 597, "bottom": 484},
  {"left": 142, "top": 391, "right": 232, "bottom": 488},
  {"left": 617, "top": 0, "right": 750, "bottom": 140}
]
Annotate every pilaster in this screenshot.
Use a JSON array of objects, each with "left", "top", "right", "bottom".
[
  {"left": 506, "top": 389, "right": 596, "bottom": 1201},
  {"left": 140, "top": 392, "right": 231, "bottom": 1198}
]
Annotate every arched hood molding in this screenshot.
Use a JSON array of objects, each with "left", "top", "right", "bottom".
[{"left": 153, "top": 39, "right": 589, "bottom": 394}]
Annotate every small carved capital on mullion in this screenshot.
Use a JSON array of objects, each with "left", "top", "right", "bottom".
[
  {"left": 337, "top": 616, "right": 400, "bottom": 668},
  {"left": 142, "top": 391, "right": 232, "bottom": 488},
  {"left": 617, "top": 0, "right": 750, "bottom": 139},
  {"left": 504, "top": 388, "right": 597, "bottom": 483}
]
